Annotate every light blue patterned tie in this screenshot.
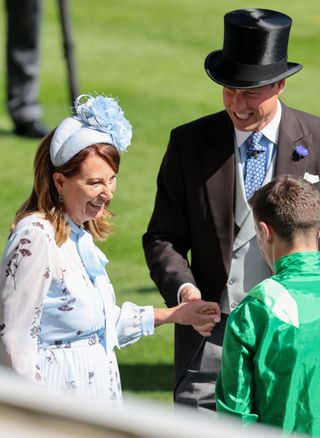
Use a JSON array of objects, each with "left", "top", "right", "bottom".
[{"left": 244, "top": 132, "right": 266, "bottom": 200}]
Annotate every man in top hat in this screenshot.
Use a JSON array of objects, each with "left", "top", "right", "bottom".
[{"left": 143, "top": 8, "right": 320, "bottom": 413}]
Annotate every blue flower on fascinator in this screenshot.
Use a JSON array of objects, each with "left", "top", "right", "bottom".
[
  {"left": 74, "top": 94, "right": 132, "bottom": 152},
  {"left": 292, "top": 145, "right": 309, "bottom": 161}
]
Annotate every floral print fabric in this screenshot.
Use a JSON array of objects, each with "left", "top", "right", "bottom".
[{"left": 0, "top": 214, "right": 154, "bottom": 405}]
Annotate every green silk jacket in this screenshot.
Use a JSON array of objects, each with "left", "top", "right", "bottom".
[{"left": 216, "top": 252, "right": 320, "bottom": 436}]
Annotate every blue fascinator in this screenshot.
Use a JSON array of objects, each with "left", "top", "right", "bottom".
[{"left": 50, "top": 94, "right": 132, "bottom": 167}]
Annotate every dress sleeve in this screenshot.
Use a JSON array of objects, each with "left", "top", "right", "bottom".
[
  {"left": 215, "top": 299, "right": 268, "bottom": 424},
  {"left": 0, "top": 223, "right": 52, "bottom": 384},
  {"left": 115, "top": 302, "right": 154, "bottom": 348}
]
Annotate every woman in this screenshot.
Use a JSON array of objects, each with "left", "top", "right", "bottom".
[{"left": 0, "top": 94, "right": 220, "bottom": 404}]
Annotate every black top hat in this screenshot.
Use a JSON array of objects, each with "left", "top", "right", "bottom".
[{"left": 204, "top": 8, "right": 302, "bottom": 88}]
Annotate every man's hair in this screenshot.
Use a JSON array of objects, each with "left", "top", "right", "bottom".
[{"left": 249, "top": 174, "right": 320, "bottom": 243}]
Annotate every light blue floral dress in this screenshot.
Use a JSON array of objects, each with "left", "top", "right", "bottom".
[{"left": 0, "top": 214, "right": 154, "bottom": 405}]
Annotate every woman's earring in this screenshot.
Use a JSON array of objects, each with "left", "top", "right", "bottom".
[{"left": 58, "top": 193, "right": 64, "bottom": 203}]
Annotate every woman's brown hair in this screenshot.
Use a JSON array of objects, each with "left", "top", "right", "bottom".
[{"left": 14, "top": 131, "right": 120, "bottom": 246}]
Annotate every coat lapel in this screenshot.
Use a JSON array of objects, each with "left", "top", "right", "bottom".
[
  {"left": 199, "top": 112, "right": 235, "bottom": 274},
  {"left": 234, "top": 143, "right": 250, "bottom": 228},
  {"left": 275, "top": 103, "right": 311, "bottom": 176}
]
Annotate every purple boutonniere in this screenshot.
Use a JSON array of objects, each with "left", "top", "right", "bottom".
[{"left": 292, "top": 145, "right": 309, "bottom": 161}]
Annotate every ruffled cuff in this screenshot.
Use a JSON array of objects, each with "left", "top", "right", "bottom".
[
  {"left": 139, "top": 305, "right": 154, "bottom": 337},
  {"left": 116, "top": 302, "right": 154, "bottom": 348}
]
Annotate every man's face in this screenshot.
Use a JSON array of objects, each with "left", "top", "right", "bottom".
[{"left": 223, "top": 80, "right": 285, "bottom": 131}]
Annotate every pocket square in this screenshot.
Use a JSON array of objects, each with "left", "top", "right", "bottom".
[{"left": 304, "top": 172, "right": 320, "bottom": 184}]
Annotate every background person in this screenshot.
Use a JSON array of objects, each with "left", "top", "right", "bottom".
[
  {"left": 0, "top": 94, "right": 219, "bottom": 404},
  {"left": 143, "top": 8, "right": 320, "bottom": 412},
  {"left": 216, "top": 174, "right": 320, "bottom": 435},
  {"left": 5, "top": 0, "right": 48, "bottom": 138}
]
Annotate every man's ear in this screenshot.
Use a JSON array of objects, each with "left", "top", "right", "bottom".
[
  {"left": 258, "top": 221, "right": 273, "bottom": 242},
  {"left": 277, "top": 79, "right": 285, "bottom": 95}
]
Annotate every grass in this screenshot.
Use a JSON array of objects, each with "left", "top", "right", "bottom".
[{"left": 1, "top": 0, "right": 320, "bottom": 403}]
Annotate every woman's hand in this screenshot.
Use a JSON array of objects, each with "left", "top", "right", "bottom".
[
  {"left": 174, "top": 300, "right": 221, "bottom": 336},
  {"left": 154, "top": 300, "right": 221, "bottom": 337}
]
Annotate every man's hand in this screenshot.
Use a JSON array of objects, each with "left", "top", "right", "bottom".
[
  {"left": 180, "top": 285, "right": 202, "bottom": 302},
  {"left": 175, "top": 300, "right": 221, "bottom": 336},
  {"left": 179, "top": 285, "right": 221, "bottom": 336},
  {"left": 154, "top": 299, "right": 221, "bottom": 337}
]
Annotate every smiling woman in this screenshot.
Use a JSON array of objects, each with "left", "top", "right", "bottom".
[
  {"left": 0, "top": 94, "right": 220, "bottom": 406},
  {"left": 53, "top": 145, "right": 118, "bottom": 227}
]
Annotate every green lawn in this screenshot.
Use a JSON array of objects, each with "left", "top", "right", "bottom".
[{"left": 0, "top": 0, "right": 320, "bottom": 403}]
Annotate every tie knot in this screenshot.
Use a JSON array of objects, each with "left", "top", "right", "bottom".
[{"left": 249, "top": 131, "right": 263, "bottom": 148}]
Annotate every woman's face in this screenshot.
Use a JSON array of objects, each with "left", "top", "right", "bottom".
[{"left": 53, "top": 151, "right": 117, "bottom": 225}]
